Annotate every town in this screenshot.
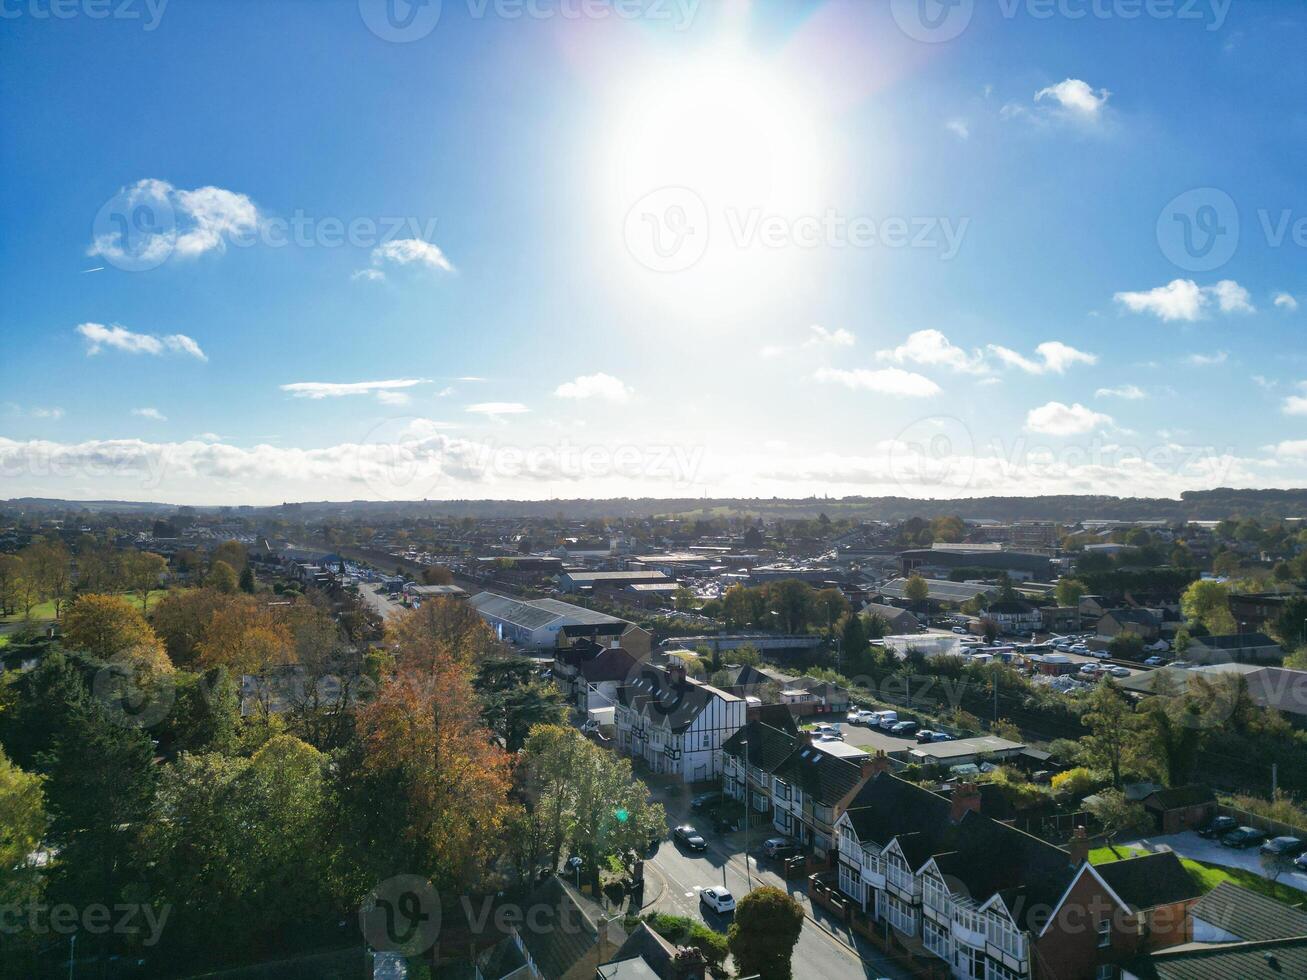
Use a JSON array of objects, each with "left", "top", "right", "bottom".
[{"left": 2, "top": 494, "right": 1306, "bottom": 979}]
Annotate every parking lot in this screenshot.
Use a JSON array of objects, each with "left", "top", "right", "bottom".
[{"left": 1125, "top": 830, "right": 1307, "bottom": 894}]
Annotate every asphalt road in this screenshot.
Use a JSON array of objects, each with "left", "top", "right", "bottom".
[
  {"left": 641, "top": 782, "right": 912, "bottom": 980},
  {"left": 358, "top": 582, "right": 404, "bottom": 621}
]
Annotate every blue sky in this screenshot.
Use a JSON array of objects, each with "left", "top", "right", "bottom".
[{"left": 3, "top": 0, "right": 1307, "bottom": 504}]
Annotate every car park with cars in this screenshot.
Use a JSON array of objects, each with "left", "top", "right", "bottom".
[
  {"left": 1197, "top": 816, "right": 1238, "bottom": 839},
  {"left": 890, "top": 720, "right": 919, "bottom": 736},
  {"left": 1260, "top": 836, "right": 1306, "bottom": 857},
  {"left": 691, "top": 792, "right": 723, "bottom": 811},
  {"left": 847, "top": 709, "right": 878, "bottom": 725},
  {"left": 1220, "top": 826, "right": 1269, "bottom": 849}
]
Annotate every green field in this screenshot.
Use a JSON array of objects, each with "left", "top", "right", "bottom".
[
  {"left": 1090, "top": 845, "right": 1306, "bottom": 905},
  {"left": 1, "top": 588, "right": 181, "bottom": 625}
]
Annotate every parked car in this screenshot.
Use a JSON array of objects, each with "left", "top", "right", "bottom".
[
  {"left": 1107, "top": 666, "right": 1132, "bottom": 678},
  {"left": 691, "top": 792, "right": 723, "bottom": 811},
  {"left": 876, "top": 711, "right": 899, "bottom": 729},
  {"left": 1070, "top": 644, "right": 1091, "bottom": 654},
  {"left": 1144, "top": 656, "right": 1167, "bottom": 667},
  {"left": 1295, "top": 852, "right": 1307, "bottom": 871},
  {"left": 931, "top": 732, "right": 957, "bottom": 742},
  {"left": 952, "top": 626, "right": 968, "bottom": 634},
  {"left": 847, "top": 709, "right": 877, "bottom": 725},
  {"left": 674, "top": 825, "right": 709, "bottom": 851},
  {"left": 763, "top": 836, "right": 796, "bottom": 858},
  {"left": 916, "top": 729, "right": 937, "bottom": 743},
  {"left": 1220, "top": 827, "right": 1269, "bottom": 849},
  {"left": 890, "top": 720, "right": 920, "bottom": 736},
  {"left": 812, "top": 723, "right": 840, "bottom": 737},
  {"left": 1260, "top": 836, "right": 1306, "bottom": 857},
  {"left": 1079, "top": 663, "right": 1104, "bottom": 676},
  {"left": 1197, "top": 816, "right": 1239, "bottom": 839},
  {"left": 700, "top": 885, "right": 736, "bottom": 915}
]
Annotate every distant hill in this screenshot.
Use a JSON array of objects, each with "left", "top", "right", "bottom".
[{"left": 6, "top": 488, "right": 1307, "bottom": 523}]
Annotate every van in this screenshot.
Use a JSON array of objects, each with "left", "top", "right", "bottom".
[{"left": 875, "top": 710, "right": 899, "bottom": 729}]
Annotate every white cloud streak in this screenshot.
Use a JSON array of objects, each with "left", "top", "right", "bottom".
[{"left": 76, "top": 323, "right": 208, "bottom": 361}]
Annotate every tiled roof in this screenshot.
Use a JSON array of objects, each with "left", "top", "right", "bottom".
[
  {"left": 1142, "top": 785, "right": 1214, "bottom": 811},
  {"left": 514, "top": 878, "right": 614, "bottom": 980},
  {"left": 1127, "top": 937, "right": 1307, "bottom": 980},
  {"left": 771, "top": 743, "right": 866, "bottom": 807},
  {"left": 1097, "top": 851, "right": 1202, "bottom": 910},
  {"left": 722, "top": 716, "right": 799, "bottom": 773},
  {"left": 1190, "top": 882, "right": 1307, "bottom": 942}
]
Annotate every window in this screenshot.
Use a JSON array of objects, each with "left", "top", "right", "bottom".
[
  {"left": 1095, "top": 967, "right": 1115, "bottom": 980},
  {"left": 1096, "top": 918, "right": 1111, "bottom": 949},
  {"left": 702, "top": 734, "right": 710, "bottom": 748},
  {"left": 923, "top": 918, "right": 950, "bottom": 959},
  {"left": 986, "top": 962, "right": 1021, "bottom": 980},
  {"left": 885, "top": 893, "right": 918, "bottom": 937},
  {"left": 923, "top": 874, "right": 950, "bottom": 914}
]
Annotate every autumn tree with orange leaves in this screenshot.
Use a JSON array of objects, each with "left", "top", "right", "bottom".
[{"left": 355, "top": 604, "right": 514, "bottom": 890}]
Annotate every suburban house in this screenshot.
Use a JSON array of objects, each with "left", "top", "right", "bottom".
[
  {"left": 1096, "top": 609, "right": 1161, "bottom": 643},
  {"left": 473, "top": 878, "right": 624, "bottom": 980},
  {"left": 981, "top": 600, "right": 1043, "bottom": 636},
  {"left": 830, "top": 772, "right": 1203, "bottom": 980},
  {"left": 1120, "top": 881, "right": 1307, "bottom": 979},
  {"left": 597, "top": 921, "right": 708, "bottom": 980},
  {"left": 614, "top": 661, "right": 745, "bottom": 783},
  {"left": 862, "top": 601, "right": 922, "bottom": 635},
  {"left": 553, "top": 641, "right": 645, "bottom": 714}
]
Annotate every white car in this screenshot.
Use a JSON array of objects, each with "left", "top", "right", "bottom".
[
  {"left": 1108, "top": 666, "right": 1131, "bottom": 678},
  {"left": 812, "top": 723, "right": 841, "bottom": 737},
  {"left": 700, "top": 885, "right": 736, "bottom": 914},
  {"left": 847, "top": 709, "right": 877, "bottom": 725}
]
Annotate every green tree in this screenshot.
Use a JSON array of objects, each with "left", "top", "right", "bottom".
[
  {"left": 1086, "top": 789, "right": 1150, "bottom": 857},
  {"left": 121, "top": 550, "right": 168, "bottom": 612},
  {"left": 1055, "top": 577, "right": 1088, "bottom": 609},
  {"left": 904, "top": 574, "right": 930, "bottom": 606},
  {"left": 1080, "top": 682, "right": 1142, "bottom": 788},
  {"left": 205, "top": 559, "right": 239, "bottom": 594},
  {"left": 766, "top": 579, "right": 815, "bottom": 633},
  {"left": 238, "top": 565, "right": 256, "bottom": 594},
  {"left": 0, "top": 747, "right": 46, "bottom": 908},
  {"left": 475, "top": 657, "right": 567, "bottom": 751},
  {"left": 727, "top": 885, "right": 805, "bottom": 980},
  {"left": 839, "top": 612, "right": 869, "bottom": 667},
  {"left": 813, "top": 588, "right": 850, "bottom": 633},
  {"left": 211, "top": 539, "right": 248, "bottom": 573},
  {"left": 1181, "top": 579, "right": 1236, "bottom": 635}
]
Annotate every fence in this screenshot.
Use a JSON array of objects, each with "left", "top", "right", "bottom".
[{"left": 1215, "top": 803, "right": 1307, "bottom": 842}]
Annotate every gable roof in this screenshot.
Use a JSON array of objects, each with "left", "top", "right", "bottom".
[
  {"left": 722, "top": 717, "right": 799, "bottom": 774},
  {"left": 1190, "top": 881, "right": 1307, "bottom": 942},
  {"left": 1142, "top": 785, "right": 1215, "bottom": 811},
  {"left": 599, "top": 922, "right": 677, "bottom": 980},
  {"left": 1096, "top": 851, "right": 1203, "bottom": 910},
  {"left": 515, "top": 877, "right": 615, "bottom": 979}
]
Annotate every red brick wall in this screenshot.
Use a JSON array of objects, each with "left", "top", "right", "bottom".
[{"left": 1034, "top": 873, "right": 1136, "bottom": 980}]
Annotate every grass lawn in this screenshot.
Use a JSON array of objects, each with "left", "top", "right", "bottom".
[
  {"left": 1089, "top": 845, "right": 1306, "bottom": 906},
  {"left": 0, "top": 588, "right": 185, "bottom": 625}
]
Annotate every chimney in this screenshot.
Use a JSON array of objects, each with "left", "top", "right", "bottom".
[
  {"left": 665, "top": 661, "right": 687, "bottom": 686},
  {"left": 949, "top": 782, "right": 982, "bottom": 823},
  {"left": 799, "top": 729, "right": 815, "bottom": 747},
  {"left": 861, "top": 750, "right": 892, "bottom": 780},
  {"left": 1068, "top": 825, "right": 1090, "bottom": 867}
]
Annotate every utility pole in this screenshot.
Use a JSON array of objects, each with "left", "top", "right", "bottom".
[
  {"left": 993, "top": 678, "right": 999, "bottom": 724},
  {"left": 1273, "top": 763, "right": 1279, "bottom": 798}
]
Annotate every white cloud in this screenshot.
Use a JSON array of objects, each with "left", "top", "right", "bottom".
[
  {"left": 1187, "top": 351, "right": 1229, "bottom": 366},
  {"left": 30, "top": 407, "right": 65, "bottom": 419},
  {"left": 812, "top": 367, "right": 941, "bottom": 397},
  {"left": 554, "top": 373, "right": 633, "bottom": 403},
  {"left": 1034, "top": 78, "right": 1110, "bottom": 118},
  {"left": 88, "top": 178, "right": 259, "bottom": 265},
  {"left": 876, "top": 329, "right": 987, "bottom": 374},
  {"left": 132, "top": 407, "right": 167, "bottom": 421},
  {"left": 1274, "top": 291, "right": 1299, "bottom": 311},
  {"left": 1114, "top": 279, "right": 1254, "bottom": 322},
  {"left": 76, "top": 323, "right": 208, "bottom": 361},
  {"left": 1095, "top": 385, "right": 1146, "bottom": 400},
  {"left": 1271, "top": 439, "right": 1307, "bottom": 457},
  {"left": 945, "top": 118, "right": 969, "bottom": 140},
  {"left": 1025, "top": 401, "right": 1113, "bottom": 436},
  {"left": 363, "top": 240, "right": 454, "bottom": 278},
  {"left": 351, "top": 268, "right": 385, "bottom": 282},
  {"left": 988, "top": 341, "right": 1097, "bottom": 374},
  {"left": 804, "top": 324, "right": 855, "bottom": 349},
  {"left": 280, "top": 379, "right": 428, "bottom": 402},
  {"left": 1284, "top": 383, "right": 1307, "bottom": 416},
  {"left": 466, "top": 402, "right": 530, "bottom": 416}
]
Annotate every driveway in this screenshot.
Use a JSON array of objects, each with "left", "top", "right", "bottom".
[{"left": 1125, "top": 830, "right": 1307, "bottom": 894}]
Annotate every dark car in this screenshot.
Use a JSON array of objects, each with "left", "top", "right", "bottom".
[
  {"left": 1221, "top": 826, "right": 1269, "bottom": 849},
  {"left": 674, "top": 824, "right": 709, "bottom": 852},
  {"left": 915, "top": 730, "right": 936, "bottom": 743},
  {"left": 690, "top": 792, "right": 723, "bottom": 811},
  {"left": 1295, "top": 852, "right": 1307, "bottom": 872},
  {"left": 1260, "top": 836, "right": 1306, "bottom": 857},
  {"left": 890, "top": 720, "right": 919, "bottom": 737},
  {"left": 1197, "top": 816, "right": 1238, "bottom": 839}
]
